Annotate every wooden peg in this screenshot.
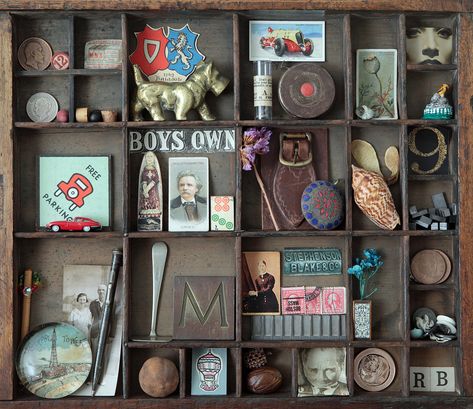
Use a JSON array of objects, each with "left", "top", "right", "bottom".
[{"left": 20, "top": 268, "right": 33, "bottom": 341}]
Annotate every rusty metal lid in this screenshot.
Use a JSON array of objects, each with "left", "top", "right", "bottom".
[{"left": 278, "top": 63, "right": 335, "bottom": 118}]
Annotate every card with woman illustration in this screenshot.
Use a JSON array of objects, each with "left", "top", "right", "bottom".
[{"left": 242, "top": 251, "right": 281, "bottom": 315}]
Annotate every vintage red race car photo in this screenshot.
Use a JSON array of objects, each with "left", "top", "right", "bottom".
[
  {"left": 45, "top": 217, "right": 102, "bottom": 232},
  {"left": 260, "top": 27, "right": 314, "bottom": 57}
]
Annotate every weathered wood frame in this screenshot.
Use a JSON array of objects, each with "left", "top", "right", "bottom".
[{"left": 1, "top": 1, "right": 473, "bottom": 408}]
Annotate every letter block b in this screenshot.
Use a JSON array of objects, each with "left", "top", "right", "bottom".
[{"left": 410, "top": 367, "right": 455, "bottom": 392}]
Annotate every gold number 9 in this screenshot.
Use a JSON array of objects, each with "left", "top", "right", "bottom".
[{"left": 408, "top": 127, "right": 447, "bottom": 174}]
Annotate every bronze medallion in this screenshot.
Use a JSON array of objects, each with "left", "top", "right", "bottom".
[
  {"left": 410, "top": 249, "right": 447, "bottom": 284},
  {"left": 433, "top": 249, "right": 451, "bottom": 283},
  {"left": 354, "top": 348, "right": 396, "bottom": 392},
  {"left": 18, "top": 37, "right": 52, "bottom": 71}
]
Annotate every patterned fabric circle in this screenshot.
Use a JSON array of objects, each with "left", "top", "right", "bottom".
[{"left": 301, "top": 181, "right": 344, "bottom": 230}]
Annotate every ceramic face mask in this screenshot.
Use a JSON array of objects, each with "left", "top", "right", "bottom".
[{"left": 406, "top": 27, "right": 453, "bottom": 65}]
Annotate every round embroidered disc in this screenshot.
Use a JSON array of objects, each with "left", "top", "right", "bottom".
[{"left": 301, "top": 181, "right": 344, "bottom": 230}]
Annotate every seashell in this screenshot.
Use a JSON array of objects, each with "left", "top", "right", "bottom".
[
  {"left": 351, "top": 139, "right": 382, "bottom": 175},
  {"left": 352, "top": 165, "right": 400, "bottom": 230},
  {"left": 355, "top": 105, "right": 375, "bottom": 120},
  {"left": 384, "top": 146, "right": 400, "bottom": 185}
]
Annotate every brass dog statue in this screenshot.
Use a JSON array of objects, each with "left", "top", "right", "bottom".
[{"left": 131, "top": 61, "right": 230, "bottom": 121}]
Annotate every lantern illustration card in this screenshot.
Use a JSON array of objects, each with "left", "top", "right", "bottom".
[{"left": 191, "top": 348, "right": 227, "bottom": 395}]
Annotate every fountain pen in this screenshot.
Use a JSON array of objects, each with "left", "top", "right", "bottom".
[{"left": 91, "top": 248, "right": 123, "bottom": 396}]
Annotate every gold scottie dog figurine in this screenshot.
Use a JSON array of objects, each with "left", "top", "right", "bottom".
[{"left": 131, "top": 61, "right": 230, "bottom": 121}]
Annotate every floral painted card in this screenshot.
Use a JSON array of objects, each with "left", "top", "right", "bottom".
[
  {"left": 191, "top": 348, "right": 227, "bottom": 395},
  {"left": 356, "top": 49, "right": 398, "bottom": 120}
]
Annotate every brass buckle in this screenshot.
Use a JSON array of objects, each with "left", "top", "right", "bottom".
[{"left": 279, "top": 132, "right": 312, "bottom": 167}]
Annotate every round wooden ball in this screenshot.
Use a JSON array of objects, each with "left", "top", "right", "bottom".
[
  {"left": 139, "top": 357, "right": 179, "bottom": 398},
  {"left": 56, "top": 109, "right": 69, "bottom": 123},
  {"left": 89, "top": 110, "right": 103, "bottom": 122},
  {"left": 247, "top": 366, "right": 282, "bottom": 394}
]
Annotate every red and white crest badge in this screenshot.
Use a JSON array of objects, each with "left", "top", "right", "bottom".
[{"left": 129, "top": 25, "right": 169, "bottom": 76}]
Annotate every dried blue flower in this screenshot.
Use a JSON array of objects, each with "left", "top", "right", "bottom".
[{"left": 347, "top": 248, "right": 383, "bottom": 300}]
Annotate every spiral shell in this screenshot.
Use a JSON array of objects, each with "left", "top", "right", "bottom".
[{"left": 352, "top": 165, "right": 400, "bottom": 230}]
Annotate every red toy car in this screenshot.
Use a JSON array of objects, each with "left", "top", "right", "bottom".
[
  {"left": 46, "top": 217, "right": 102, "bottom": 232},
  {"left": 260, "top": 27, "right": 314, "bottom": 57}
]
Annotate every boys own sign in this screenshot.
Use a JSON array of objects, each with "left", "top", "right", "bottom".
[{"left": 38, "top": 156, "right": 111, "bottom": 228}]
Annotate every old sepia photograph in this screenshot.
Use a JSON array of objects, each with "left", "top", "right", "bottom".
[
  {"left": 63, "top": 264, "right": 122, "bottom": 396},
  {"left": 298, "top": 347, "right": 349, "bottom": 396}
]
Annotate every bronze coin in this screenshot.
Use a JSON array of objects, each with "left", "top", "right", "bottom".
[
  {"left": 410, "top": 249, "right": 446, "bottom": 284},
  {"left": 354, "top": 348, "right": 396, "bottom": 392},
  {"left": 278, "top": 63, "right": 335, "bottom": 118},
  {"left": 18, "top": 37, "right": 52, "bottom": 71},
  {"left": 433, "top": 249, "right": 452, "bottom": 284}
]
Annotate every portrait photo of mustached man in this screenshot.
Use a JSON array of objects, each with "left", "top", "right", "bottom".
[{"left": 168, "top": 157, "right": 209, "bottom": 232}]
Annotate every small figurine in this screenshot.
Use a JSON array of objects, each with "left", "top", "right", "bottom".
[
  {"left": 138, "top": 151, "right": 163, "bottom": 231},
  {"left": 45, "top": 216, "right": 101, "bottom": 232},
  {"left": 422, "top": 84, "right": 453, "bottom": 119},
  {"left": 131, "top": 60, "right": 230, "bottom": 121}
]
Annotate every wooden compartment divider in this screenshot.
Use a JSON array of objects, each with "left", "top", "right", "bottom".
[{"left": 0, "top": 3, "right": 472, "bottom": 408}]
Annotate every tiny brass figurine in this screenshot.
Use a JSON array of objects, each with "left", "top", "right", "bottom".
[
  {"left": 131, "top": 61, "right": 230, "bottom": 121},
  {"left": 422, "top": 83, "right": 453, "bottom": 119}
]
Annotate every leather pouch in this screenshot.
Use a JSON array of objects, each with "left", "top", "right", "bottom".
[{"left": 261, "top": 129, "right": 329, "bottom": 230}]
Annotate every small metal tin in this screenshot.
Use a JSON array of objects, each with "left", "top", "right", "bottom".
[
  {"left": 16, "top": 322, "right": 92, "bottom": 399},
  {"left": 301, "top": 181, "right": 344, "bottom": 230},
  {"left": 84, "top": 39, "right": 122, "bottom": 69},
  {"left": 278, "top": 63, "right": 335, "bottom": 118}
]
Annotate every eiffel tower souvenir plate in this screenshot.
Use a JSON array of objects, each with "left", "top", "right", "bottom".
[{"left": 16, "top": 322, "right": 92, "bottom": 398}]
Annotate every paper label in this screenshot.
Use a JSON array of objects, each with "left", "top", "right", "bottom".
[{"left": 254, "top": 75, "right": 272, "bottom": 107}]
